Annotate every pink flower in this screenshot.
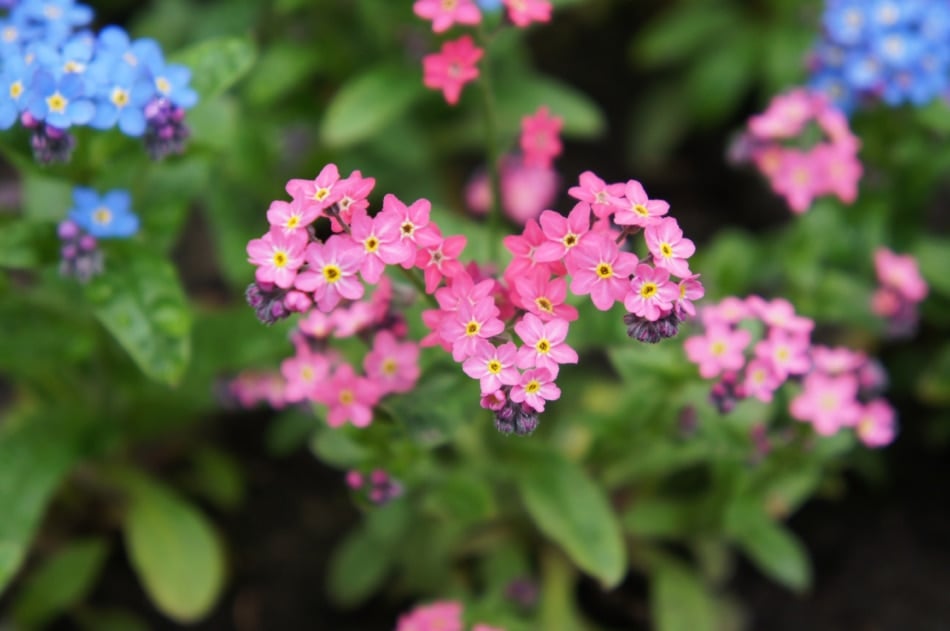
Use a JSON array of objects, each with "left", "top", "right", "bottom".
[
  {"left": 874, "top": 248, "right": 927, "bottom": 302},
  {"left": 683, "top": 325, "right": 751, "bottom": 379},
  {"left": 396, "top": 601, "right": 463, "bottom": 631},
  {"left": 520, "top": 106, "right": 562, "bottom": 168},
  {"left": 514, "top": 313, "right": 578, "bottom": 377},
  {"left": 676, "top": 275, "right": 705, "bottom": 317},
  {"left": 789, "top": 372, "right": 861, "bottom": 435},
  {"left": 810, "top": 345, "right": 866, "bottom": 375},
  {"left": 503, "top": 0, "right": 552, "bottom": 27},
  {"left": 364, "top": 330, "right": 420, "bottom": 395},
  {"left": 416, "top": 233, "right": 467, "bottom": 293},
  {"left": 382, "top": 194, "right": 442, "bottom": 264},
  {"left": 466, "top": 156, "right": 559, "bottom": 225},
  {"left": 569, "top": 232, "right": 638, "bottom": 310},
  {"left": 266, "top": 198, "right": 320, "bottom": 235},
  {"left": 462, "top": 342, "right": 520, "bottom": 394},
  {"left": 503, "top": 218, "right": 563, "bottom": 282},
  {"left": 333, "top": 170, "right": 376, "bottom": 230},
  {"left": 513, "top": 269, "right": 578, "bottom": 321},
  {"left": 281, "top": 350, "right": 330, "bottom": 403},
  {"left": 349, "top": 208, "right": 414, "bottom": 283},
  {"left": 441, "top": 296, "right": 505, "bottom": 361},
  {"left": 624, "top": 263, "right": 678, "bottom": 321},
  {"left": 435, "top": 271, "right": 495, "bottom": 311},
  {"left": 294, "top": 234, "right": 366, "bottom": 312},
  {"left": 701, "top": 296, "right": 750, "bottom": 327},
  {"left": 510, "top": 367, "right": 561, "bottom": 412},
  {"left": 855, "top": 399, "right": 896, "bottom": 448},
  {"left": 535, "top": 202, "right": 592, "bottom": 265},
  {"left": 742, "top": 359, "right": 782, "bottom": 403},
  {"left": 247, "top": 227, "right": 309, "bottom": 289},
  {"left": 644, "top": 217, "right": 695, "bottom": 278},
  {"left": 748, "top": 89, "right": 813, "bottom": 138},
  {"left": 567, "top": 170, "right": 624, "bottom": 219},
  {"left": 754, "top": 329, "right": 811, "bottom": 380},
  {"left": 413, "top": 0, "right": 481, "bottom": 33},
  {"left": 473, "top": 625, "right": 507, "bottom": 631},
  {"left": 423, "top": 35, "right": 483, "bottom": 106},
  {"left": 285, "top": 163, "right": 343, "bottom": 213},
  {"left": 313, "top": 363, "right": 382, "bottom": 428},
  {"left": 613, "top": 179, "right": 669, "bottom": 228},
  {"left": 813, "top": 143, "right": 861, "bottom": 204},
  {"left": 773, "top": 150, "right": 820, "bottom": 213},
  {"left": 746, "top": 296, "right": 815, "bottom": 336}
]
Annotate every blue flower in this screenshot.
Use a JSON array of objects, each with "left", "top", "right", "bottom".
[
  {"left": 823, "top": 1, "right": 868, "bottom": 46},
  {"left": 67, "top": 187, "right": 139, "bottom": 238},
  {"left": 87, "top": 61, "right": 154, "bottom": 136},
  {"left": 26, "top": 69, "right": 94, "bottom": 127},
  {"left": 17, "top": 0, "right": 93, "bottom": 46},
  {"left": 0, "top": 54, "right": 33, "bottom": 129},
  {"left": 139, "top": 47, "right": 198, "bottom": 109}
]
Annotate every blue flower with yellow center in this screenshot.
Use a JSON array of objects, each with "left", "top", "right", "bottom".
[{"left": 67, "top": 187, "right": 139, "bottom": 238}]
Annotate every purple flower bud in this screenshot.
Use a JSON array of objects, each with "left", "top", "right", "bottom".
[
  {"left": 284, "top": 290, "right": 312, "bottom": 313},
  {"left": 78, "top": 235, "right": 97, "bottom": 251},
  {"left": 61, "top": 244, "right": 78, "bottom": 260},
  {"left": 30, "top": 123, "right": 76, "bottom": 165},
  {"left": 58, "top": 220, "right": 80, "bottom": 240}
]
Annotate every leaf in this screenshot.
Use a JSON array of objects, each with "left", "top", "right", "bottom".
[
  {"left": 516, "top": 450, "right": 626, "bottom": 587},
  {"left": 244, "top": 42, "right": 322, "bottom": 106},
  {"left": 684, "top": 32, "right": 755, "bottom": 124},
  {"left": 187, "top": 447, "right": 245, "bottom": 511},
  {"left": 0, "top": 414, "right": 82, "bottom": 594},
  {"left": 22, "top": 172, "right": 73, "bottom": 222},
  {"left": 915, "top": 236, "right": 950, "bottom": 297},
  {"left": 381, "top": 364, "right": 479, "bottom": 447},
  {"left": 0, "top": 218, "right": 49, "bottom": 269},
  {"left": 321, "top": 63, "right": 425, "bottom": 147},
  {"left": 170, "top": 36, "right": 256, "bottom": 101},
  {"left": 496, "top": 75, "right": 606, "bottom": 139},
  {"left": 424, "top": 472, "right": 496, "bottom": 525},
  {"left": 310, "top": 422, "right": 369, "bottom": 467},
  {"left": 121, "top": 473, "right": 226, "bottom": 623},
  {"left": 84, "top": 249, "right": 191, "bottom": 385},
  {"left": 634, "top": 5, "right": 740, "bottom": 68},
  {"left": 13, "top": 538, "right": 109, "bottom": 628},
  {"left": 650, "top": 559, "right": 716, "bottom": 631},
  {"left": 623, "top": 497, "right": 698, "bottom": 538},
  {"left": 726, "top": 505, "right": 811, "bottom": 593}
]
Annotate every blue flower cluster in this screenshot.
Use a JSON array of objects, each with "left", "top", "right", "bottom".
[
  {"left": 58, "top": 186, "right": 139, "bottom": 282},
  {"left": 809, "top": 0, "right": 950, "bottom": 113},
  {"left": 0, "top": 0, "right": 198, "bottom": 163}
]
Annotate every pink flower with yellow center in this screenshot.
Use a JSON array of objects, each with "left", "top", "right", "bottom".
[
  {"left": 503, "top": 0, "right": 552, "bottom": 27},
  {"left": 789, "top": 372, "right": 861, "bottom": 435},
  {"left": 614, "top": 179, "right": 669, "bottom": 228},
  {"left": 535, "top": 202, "right": 592, "bottom": 265},
  {"left": 441, "top": 296, "right": 505, "bottom": 361},
  {"left": 364, "top": 330, "right": 420, "bottom": 395},
  {"left": 266, "top": 198, "right": 319, "bottom": 235},
  {"left": 413, "top": 0, "right": 482, "bottom": 33},
  {"left": 313, "top": 363, "right": 382, "bottom": 428},
  {"left": 423, "top": 35, "right": 483, "bottom": 106},
  {"left": 246, "top": 227, "right": 308, "bottom": 289},
  {"left": 514, "top": 313, "right": 577, "bottom": 377},
  {"left": 683, "top": 324, "right": 751, "bottom": 379},
  {"left": 644, "top": 217, "right": 695, "bottom": 278},
  {"left": 294, "top": 234, "right": 366, "bottom": 312},
  {"left": 510, "top": 367, "right": 560, "bottom": 413},
  {"left": 624, "top": 263, "right": 678, "bottom": 321},
  {"left": 569, "top": 232, "right": 638, "bottom": 311},
  {"left": 285, "top": 163, "right": 343, "bottom": 213},
  {"left": 462, "top": 342, "right": 520, "bottom": 395}
]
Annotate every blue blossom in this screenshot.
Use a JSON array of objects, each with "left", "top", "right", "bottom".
[
  {"left": 0, "top": 53, "right": 32, "bottom": 128},
  {"left": 139, "top": 47, "right": 198, "bottom": 109},
  {"left": 67, "top": 187, "right": 139, "bottom": 238},
  {"left": 17, "top": 0, "right": 92, "bottom": 46},
  {"left": 26, "top": 69, "right": 93, "bottom": 127},
  {"left": 476, "top": 0, "right": 503, "bottom": 11},
  {"left": 87, "top": 61, "right": 154, "bottom": 136}
]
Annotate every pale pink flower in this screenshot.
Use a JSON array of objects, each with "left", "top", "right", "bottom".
[
  {"left": 813, "top": 143, "right": 861, "bottom": 204},
  {"left": 396, "top": 601, "right": 463, "bottom": 631},
  {"left": 748, "top": 89, "right": 813, "bottom": 138},
  {"left": 855, "top": 399, "right": 896, "bottom": 447},
  {"left": 313, "top": 363, "right": 382, "bottom": 428},
  {"left": 441, "top": 296, "right": 505, "bottom": 361},
  {"left": 423, "top": 35, "right": 483, "bottom": 106},
  {"left": 644, "top": 217, "right": 695, "bottom": 278},
  {"left": 247, "top": 227, "right": 309, "bottom": 289},
  {"left": 742, "top": 359, "right": 782, "bottom": 403},
  {"left": 416, "top": 233, "right": 467, "bottom": 293},
  {"left": 773, "top": 149, "right": 823, "bottom": 213},
  {"left": 535, "top": 202, "right": 592, "bottom": 265},
  {"left": 676, "top": 275, "right": 705, "bottom": 317},
  {"left": 567, "top": 170, "right": 625, "bottom": 219},
  {"left": 701, "top": 296, "right": 750, "bottom": 327},
  {"left": 435, "top": 271, "right": 495, "bottom": 312},
  {"left": 413, "top": 0, "right": 482, "bottom": 33},
  {"left": 466, "top": 156, "right": 559, "bottom": 225},
  {"left": 281, "top": 350, "right": 330, "bottom": 403},
  {"left": 285, "top": 163, "right": 343, "bottom": 213},
  {"left": 810, "top": 345, "right": 867, "bottom": 375},
  {"left": 514, "top": 313, "right": 578, "bottom": 377},
  {"left": 684, "top": 324, "right": 751, "bottom": 379},
  {"left": 294, "top": 234, "right": 365, "bottom": 312},
  {"left": 789, "top": 372, "right": 861, "bottom": 435},
  {"left": 520, "top": 106, "right": 562, "bottom": 168},
  {"left": 462, "top": 341, "right": 520, "bottom": 394},
  {"left": 613, "top": 179, "right": 669, "bottom": 228},
  {"left": 503, "top": 0, "right": 552, "bottom": 27},
  {"left": 569, "top": 232, "right": 638, "bottom": 310},
  {"left": 364, "top": 330, "right": 420, "bottom": 395},
  {"left": 754, "top": 329, "right": 811, "bottom": 380},
  {"left": 349, "top": 208, "right": 414, "bottom": 283},
  {"left": 513, "top": 269, "right": 578, "bottom": 321},
  {"left": 746, "top": 296, "right": 815, "bottom": 336},
  {"left": 874, "top": 247, "right": 928, "bottom": 302},
  {"left": 624, "top": 263, "right": 678, "bottom": 321},
  {"left": 266, "top": 198, "right": 320, "bottom": 235},
  {"left": 510, "top": 367, "right": 561, "bottom": 412},
  {"left": 298, "top": 309, "right": 335, "bottom": 340}
]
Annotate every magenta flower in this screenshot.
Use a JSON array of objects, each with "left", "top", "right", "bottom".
[
  {"left": 514, "top": 313, "right": 577, "bottom": 377},
  {"left": 396, "top": 601, "right": 463, "bottom": 631},
  {"left": 568, "top": 170, "right": 625, "bottom": 219},
  {"left": 416, "top": 233, "right": 467, "bottom": 293},
  {"left": 349, "top": 208, "right": 414, "bottom": 283},
  {"left": 247, "top": 227, "right": 309, "bottom": 289},
  {"left": 294, "top": 234, "right": 366, "bottom": 312},
  {"left": 266, "top": 198, "right": 320, "bottom": 235},
  {"left": 624, "top": 263, "right": 678, "bottom": 321},
  {"left": 855, "top": 399, "right": 896, "bottom": 448},
  {"left": 790, "top": 372, "right": 861, "bottom": 435},
  {"left": 510, "top": 367, "right": 561, "bottom": 413},
  {"left": 569, "top": 232, "right": 638, "bottom": 310},
  {"left": 413, "top": 0, "right": 482, "bottom": 33},
  {"left": 644, "top": 217, "right": 695, "bottom": 278},
  {"left": 462, "top": 341, "right": 520, "bottom": 394},
  {"left": 313, "top": 363, "right": 382, "bottom": 428},
  {"left": 614, "top": 179, "right": 669, "bottom": 228},
  {"left": 364, "top": 330, "right": 420, "bottom": 395},
  {"left": 520, "top": 106, "right": 562, "bottom": 168},
  {"left": 285, "top": 163, "right": 343, "bottom": 213},
  {"left": 535, "top": 202, "right": 592, "bottom": 265},
  {"left": 423, "top": 35, "right": 483, "bottom": 106},
  {"left": 754, "top": 329, "right": 811, "bottom": 380},
  {"left": 281, "top": 350, "right": 330, "bottom": 403},
  {"left": 503, "top": 0, "right": 552, "bottom": 27},
  {"left": 874, "top": 247, "right": 928, "bottom": 302},
  {"left": 441, "top": 296, "right": 505, "bottom": 361},
  {"left": 683, "top": 324, "right": 751, "bottom": 379},
  {"left": 435, "top": 271, "right": 495, "bottom": 312},
  {"left": 513, "top": 269, "right": 578, "bottom": 322}
]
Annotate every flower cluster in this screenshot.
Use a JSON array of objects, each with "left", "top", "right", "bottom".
[
  {"left": 871, "top": 247, "right": 928, "bottom": 338},
  {"left": 415, "top": 0, "right": 552, "bottom": 105},
  {"left": 685, "top": 295, "right": 896, "bottom": 448},
  {"left": 396, "top": 600, "right": 503, "bottom": 631},
  {"left": 57, "top": 186, "right": 138, "bottom": 282},
  {"left": 808, "top": 0, "right": 950, "bottom": 112},
  {"left": 733, "top": 88, "right": 862, "bottom": 213},
  {"left": 0, "top": 1, "right": 197, "bottom": 163},
  {"left": 346, "top": 468, "right": 403, "bottom": 505}
]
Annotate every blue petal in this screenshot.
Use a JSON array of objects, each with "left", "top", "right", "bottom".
[
  {"left": 72, "top": 186, "right": 100, "bottom": 210},
  {"left": 67, "top": 98, "right": 94, "bottom": 124},
  {"left": 118, "top": 107, "right": 145, "bottom": 136},
  {"left": 89, "top": 101, "right": 117, "bottom": 129},
  {"left": 0, "top": 101, "right": 18, "bottom": 129},
  {"left": 103, "top": 189, "right": 131, "bottom": 214}
]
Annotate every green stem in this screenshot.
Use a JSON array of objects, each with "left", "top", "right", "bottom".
[
  {"left": 476, "top": 25, "right": 505, "bottom": 263},
  {"left": 539, "top": 546, "right": 585, "bottom": 631},
  {"left": 397, "top": 265, "right": 438, "bottom": 309}
]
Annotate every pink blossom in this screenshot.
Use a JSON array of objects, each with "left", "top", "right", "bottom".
[
  {"left": 416, "top": 233, "right": 467, "bottom": 293},
  {"left": 396, "top": 601, "right": 464, "bottom": 631},
  {"left": 332, "top": 170, "right": 376, "bottom": 230},
  {"left": 503, "top": 0, "right": 552, "bottom": 27},
  {"left": 413, "top": 0, "right": 482, "bottom": 33},
  {"left": 874, "top": 247, "right": 928, "bottom": 302},
  {"left": 441, "top": 296, "right": 505, "bottom": 361},
  {"left": 247, "top": 227, "right": 309, "bottom": 289},
  {"left": 701, "top": 296, "right": 750, "bottom": 327},
  {"left": 503, "top": 218, "right": 564, "bottom": 283},
  {"left": 294, "top": 234, "right": 366, "bottom": 312},
  {"left": 746, "top": 296, "right": 815, "bottom": 336},
  {"left": 510, "top": 367, "right": 561, "bottom": 412},
  {"left": 676, "top": 275, "right": 705, "bottom": 317},
  {"left": 364, "top": 330, "right": 420, "bottom": 395},
  {"left": 520, "top": 106, "right": 562, "bottom": 168},
  {"left": 462, "top": 342, "right": 520, "bottom": 394},
  {"left": 423, "top": 35, "right": 483, "bottom": 106},
  {"left": 466, "top": 156, "right": 559, "bottom": 224},
  {"left": 814, "top": 143, "right": 861, "bottom": 204},
  {"left": 313, "top": 363, "right": 382, "bottom": 428},
  {"left": 754, "top": 329, "right": 811, "bottom": 380},
  {"left": 266, "top": 198, "right": 320, "bottom": 235},
  {"left": 535, "top": 202, "right": 592, "bottom": 265},
  {"left": 513, "top": 269, "right": 578, "bottom": 321},
  {"left": 281, "top": 350, "right": 330, "bottom": 403},
  {"left": 435, "top": 271, "right": 495, "bottom": 312},
  {"left": 569, "top": 232, "right": 638, "bottom": 310},
  {"left": 382, "top": 194, "right": 442, "bottom": 264},
  {"left": 345, "top": 470, "right": 363, "bottom": 490},
  {"left": 298, "top": 309, "right": 334, "bottom": 340},
  {"left": 285, "top": 163, "right": 343, "bottom": 213},
  {"left": 748, "top": 89, "right": 813, "bottom": 138},
  {"left": 332, "top": 301, "right": 376, "bottom": 338},
  {"left": 420, "top": 307, "right": 452, "bottom": 351},
  {"left": 810, "top": 345, "right": 866, "bottom": 375},
  {"left": 349, "top": 208, "right": 414, "bottom": 283},
  {"left": 684, "top": 325, "right": 751, "bottom": 379},
  {"left": 742, "top": 359, "right": 782, "bottom": 403},
  {"left": 567, "top": 170, "right": 624, "bottom": 219},
  {"left": 514, "top": 313, "right": 578, "bottom": 377},
  {"left": 613, "top": 179, "right": 669, "bottom": 228},
  {"left": 624, "top": 263, "right": 678, "bottom": 321},
  {"left": 855, "top": 399, "right": 896, "bottom": 447},
  {"left": 644, "top": 217, "right": 695, "bottom": 278},
  {"left": 480, "top": 388, "right": 507, "bottom": 411},
  {"left": 789, "top": 372, "right": 861, "bottom": 435}
]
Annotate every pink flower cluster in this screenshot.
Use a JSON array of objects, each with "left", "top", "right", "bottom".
[
  {"left": 415, "top": 0, "right": 553, "bottom": 105},
  {"left": 346, "top": 468, "right": 403, "bottom": 505},
  {"left": 736, "top": 88, "right": 862, "bottom": 213},
  {"left": 396, "top": 600, "right": 503, "bottom": 631},
  {"left": 871, "top": 247, "right": 928, "bottom": 338},
  {"left": 684, "top": 295, "right": 896, "bottom": 448}
]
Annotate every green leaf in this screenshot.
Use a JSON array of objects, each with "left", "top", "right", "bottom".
[
  {"left": 381, "top": 364, "right": 478, "bottom": 446},
  {"left": 310, "top": 422, "right": 369, "bottom": 467},
  {"left": 0, "top": 414, "right": 82, "bottom": 594},
  {"left": 84, "top": 249, "right": 191, "bottom": 385},
  {"left": 244, "top": 42, "right": 322, "bottom": 106},
  {"left": 623, "top": 498, "right": 698, "bottom": 538},
  {"left": 727, "top": 506, "right": 811, "bottom": 593},
  {"left": 13, "top": 538, "right": 109, "bottom": 628},
  {"left": 918, "top": 343, "right": 950, "bottom": 406},
  {"left": 424, "top": 472, "right": 496, "bottom": 525},
  {"left": 0, "top": 218, "right": 48, "bottom": 269},
  {"left": 516, "top": 450, "right": 626, "bottom": 587},
  {"left": 634, "top": 5, "right": 740, "bottom": 68},
  {"left": 121, "top": 473, "right": 226, "bottom": 623},
  {"left": 75, "top": 607, "right": 150, "bottom": 631},
  {"left": 684, "top": 33, "right": 755, "bottom": 124},
  {"left": 22, "top": 172, "right": 73, "bottom": 222},
  {"left": 496, "top": 75, "right": 606, "bottom": 139},
  {"left": 187, "top": 447, "right": 245, "bottom": 511},
  {"left": 650, "top": 559, "right": 716, "bottom": 631},
  {"left": 321, "top": 63, "right": 425, "bottom": 147},
  {"left": 915, "top": 236, "right": 950, "bottom": 297},
  {"left": 170, "top": 36, "right": 256, "bottom": 100}
]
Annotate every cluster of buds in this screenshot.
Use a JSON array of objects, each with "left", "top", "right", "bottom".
[
  {"left": 871, "top": 247, "right": 928, "bottom": 338},
  {"left": 346, "top": 469, "right": 404, "bottom": 506},
  {"left": 396, "top": 600, "right": 504, "bottom": 631},
  {"left": 732, "top": 88, "right": 862, "bottom": 213},
  {"left": 685, "top": 295, "right": 895, "bottom": 447},
  {"left": 57, "top": 219, "right": 102, "bottom": 282}
]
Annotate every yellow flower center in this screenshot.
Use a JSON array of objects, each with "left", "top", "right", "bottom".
[
  {"left": 535, "top": 339, "right": 550, "bottom": 354},
  {"left": 639, "top": 282, "right": 657, "bottom": 298},
  {"left": 300, "top": 366, "right": 314, "bottom": 381},
  {"left": 46, "top": 91, "right": 68, "bottom": 114},
  {"left": 272, "top": 251, "right": 288, "bottom": 268},
  {"left": 633, "top": 203, "right": 649, "bottom": 216},
  {"left": 660, "top": 243, "right": 673, "bottom": 258},
  {"left": 819, "top": 393, "right": 838, "bottom": 411},
  {"left": 563, "top": 233, "right": 578, "bottom": 248},
  {"left": 525, "top": 379, "right": 541, "bottom": 394},
  {"left": 465, "top": 321, "right": 480, "bottom": 336},
  {"left": 155, "top": 76, "right": 171, "bottom": 95},
  {"left": 441, "top": 0, "right": 457, "bottom": 8},
  {"left": 313, "top": 187, "right": 330, "bottom": 201},
  {"left": 323, "top": 264, "right": 342, "bottom": 283},
  {"left": 679, "top": 283, "right": 687, "bottom": 299},
  {"left": 776, "top": 347, "right": 790, "bottom": 362},
  {"left": 123, "top": 52, "right": 138, "bottom": 66},
  {"left": 2, "top": 26, "right": 17, "bottom": 43},
  {"left": 339, "top": 389, "right": 354, "bottom": 405},
  {"left": 93, "top": 207, "right": 112, "bottom": 225},
  {"left": 63, "top": 60, "right": 85, "bottom": 74},
  {"left": 535, "top": 297, "right": 553, "bottom": 314},
  {"left": 596, "top": 263, "right": 612, "bottom": 279},
  {"left": 710, "top": 341, "right": 726, "bottom": 356},
  {"left": 9, "top": 80, "right": 23, "bottom": 100},
  {"left": 365, "top": 236, "right": 379, "bottom": 253},
  {"left": 111, "top": 87, "right": 130, "bottom": 107},
  {"left": 382, "top": 358, "right": 398, "bottom": 376},
  {"left": 286, "top": 215, "right": 300, "bottom": 229},
  {"left": 487, "top": 359, "right": 502, "bottom": 374}
]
